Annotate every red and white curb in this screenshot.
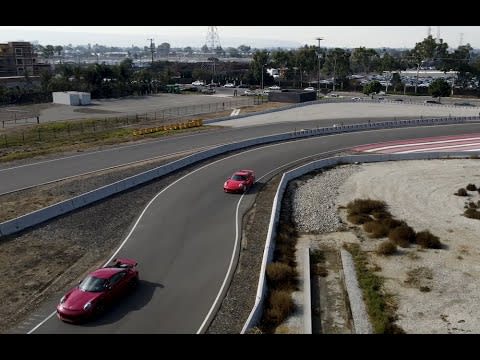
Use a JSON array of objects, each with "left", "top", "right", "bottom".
[{"left": 352, "top": 133, "right": 480, "bottom": 154}]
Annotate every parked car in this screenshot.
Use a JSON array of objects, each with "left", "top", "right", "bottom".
[
  {"left": 268, "top": 85, "right": 281, "bottom": 90},
  {"left": 424, "top": 100, "right": 440, "bottom": 104},
  {"left": 224, "top": 170, "right": 255, "bottom": 193},
  {"left": 393, "top": 98, "right": 404, "bottom": 102},
  {"left": 192, "top": 80, "right": 205, "bottom": 86},
  {"left": 242, "top": 89, "right": 256, "bottom": 96},
  {"left": 223, "top": 83, "right": 235, "bottom": 88},
  {"left": 304, "top": 87, "right": 315, "bottom": 91},
  {"left": 201, "top": 88, "right": 216, "bottom": 94},
  {"left": 351, "top": 97, "right": 361, "bottom": 101},
  {"left": 56, "top": 258, "right": 139, "bottom": 323}
]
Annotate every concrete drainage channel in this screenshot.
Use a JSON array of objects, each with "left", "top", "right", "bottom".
[{"left": 242, "top": 151, "right": 480, "bottom": 334}]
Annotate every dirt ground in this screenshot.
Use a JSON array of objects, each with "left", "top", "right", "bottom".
[{"left": 336, "top": 159, "right": 480, "bottom": 333}]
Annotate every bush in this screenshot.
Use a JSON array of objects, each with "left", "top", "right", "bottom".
[
  {"left": 416, "top": 230, "right": 442, "bottom": 249},
  {"left": 347, "top": 214, "right": 371, "bottom": 225},
  {"left": 371, "top": 210, "right": 392, "bottom": 220},
  {"left": 468, "top": 201, "right": 478, "bottom": 209},
  {"left": 346, "top": 198, "right": 387, "bottom": 216},
  {"left": 366, "top": 221, "right": 390, "bottom": 238},
  {"left": 388, "top": 224, "right": 416, "bottom": 247},
  {"left": 377, "top": 240, "right": 397, "bottom": 255},
  {"left": 362, "top": 221, "right": 377, "bottom": 233},
  {"left": 466, "top": 184, "right": 477, "bottom": 191},
  {"left": 266, "top": 262, "right": 297, "bottom": 290},
  {"left": 380, "top": 217, "right": 404, "bottom": 230},
  {"left": 455, "top": 188, "right": 468, "bottom": 196},
  {"left": 464, "top": 208, "right": 480, "bottom": 219},
  {"left": 263, "top": 290, "right": 295, "bottom": 327}
]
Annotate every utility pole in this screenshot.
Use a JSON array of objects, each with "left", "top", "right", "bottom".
[
  {"left": 147, "top": 38, "right": 155, "bottom": 64},
  {"left": 316, "top": 37, "right": 323, "bottom": 97}
]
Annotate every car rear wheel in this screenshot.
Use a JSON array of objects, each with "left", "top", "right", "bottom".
[
  {"left": 95, "top": 302, "right": 106, "bottom": 316},
  {"left": 129, "top": 276, "right": 139, "bottom": 290}
]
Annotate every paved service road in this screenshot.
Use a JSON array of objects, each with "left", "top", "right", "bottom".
[{"left": 30, "top": 122, "right": 480, "bottom": 333}]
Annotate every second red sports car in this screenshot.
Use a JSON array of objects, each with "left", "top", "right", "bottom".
[
  {"left": 224, "top": 169, "right": 255, "bottom": 193},
  {"left": 56, "top": 258, "right": 139, "bottom": 323}
]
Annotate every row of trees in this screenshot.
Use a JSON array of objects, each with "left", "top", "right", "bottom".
[
  {"left": 2, "top": 36, "right": 480, "bottom": 106},
  {"left": 247, "top": 36, "right": 480, "bottom": 93}
]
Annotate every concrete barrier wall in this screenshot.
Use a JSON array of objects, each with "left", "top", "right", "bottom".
[
  {"left": 0, "top": 115, "right": 478, "bottom": 238},
  {"left": 204, "top": 98, "right": 477, "bottom": 125},
  {"left": 240, "top": 150, "right": 480, "bottom": 333}
]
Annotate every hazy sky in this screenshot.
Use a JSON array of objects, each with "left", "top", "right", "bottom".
[{"left": 1, "top": 26, "right": 479, "bottom": 49}]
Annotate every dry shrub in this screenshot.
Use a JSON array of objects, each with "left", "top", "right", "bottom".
[
  {"left": 380, "top": 217, "right": 404, "bottom": 230},
  {"left": 464, "top": 208, "right": 480, "bottom": 220},
  {"left": 416, "top": 230, "right": 442, "bottom": 249},
  {"left": 455, "top": 188, "right": 468, "bottom": 196},
  {"left": 366, "top": 221, "right": 390, "bottom": 238},
  {"left": 362, "top": 221, "right": 377, "bottom": 233},
  {"left": 274, "top": 243, "right": 296, "bottom": 266},
  {"left": 466, "top": 183, "right": 477, "bottom": 191},
  {"left": 376, "top": 240, "right": 397, "bottom": 256},
  {"left": 468, "top": 202, "right": 478, "bottom": 209},
  {"left": 347, "top": 198, "right": 387, "bottom": 216},
  {"left": 347, "top": 214, "right": 371, "bottom": 225},
  {"left": 266, "top": 262, "right": 297, "bottom": 290},
  {"left": 371, "top": 210, "right": 392, "bottom": 220},
  {"left": 388, "top": 224, "right": 416, "bottom": 247},
  {"left": 263, "top": 290, "right": 295, "bottom": 327}
]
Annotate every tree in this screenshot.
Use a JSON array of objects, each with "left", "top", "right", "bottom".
[
  {"left": 54, "top": 45, "right": 63, "bottom": 56},
  {"left": 391, "top": 72, "right": 403, "bottom": 92},
  {"left": 350, "top": 47, "right": 379, "bottom": 74},
  {"left": 226, "top": 47, "right": 240, "bottom": 58},
  {"left": 201, "top": 45, "right": 209, "bottom": 53},
  {"left": 43, "top": 45, "right": 55, "bottom": 60},
  {"left": 184, "top": 47, "right": 193, "bottom": 55},
  {"left": 429, "top": 78, "right": 451, "bottom": 100},
  {"left": 322, "top": 48, "right": 351, "bottom": 91},
  {"left": 250, "top": 50, "right": 270, "bottom": 85},
  {"left": 157, "top": 43, "right": 170, "bottom": 57},
  {"left": 238, "top": 45, "right": 251, "bottom": 54},
  {"left": 363, "top": 80, "right": 382, "bottom": 95}
]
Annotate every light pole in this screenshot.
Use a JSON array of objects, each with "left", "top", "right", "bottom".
[
  {"left": 293, "top": 66, "right": 298, "bottom": 88},
  {"left": 316, "top": 37, "right": 323, "bottom": 96},
  {"left": 261, "top": 63, "right": 267, "bottom": 90}
]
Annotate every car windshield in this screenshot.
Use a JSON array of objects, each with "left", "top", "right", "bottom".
[
  {"left": 231, "top": 174, "right": 247, "bottom": 181},
  {"left": 79, "top": 276, "right": 107, "bottom": 292}
]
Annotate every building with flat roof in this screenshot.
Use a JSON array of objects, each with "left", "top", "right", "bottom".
[{"left": 0, "top": 41, "right": 49, "bottom": 77}]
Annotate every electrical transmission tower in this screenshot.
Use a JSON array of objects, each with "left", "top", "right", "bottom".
[
  {"left": 459, "top": 33, "right": 464, "bottom": 46},
  {"left": 427, "top": 26, "right": 431, "bottom": 37},
  {"left": 205, "top": 26, "right": 221, "bottom": 54},
  {"left": 436, "top": 26, "right": 441, "bottom": 40}
]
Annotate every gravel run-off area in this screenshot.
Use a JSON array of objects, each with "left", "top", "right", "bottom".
[{"left": 288, "top": 159, "right": 480, "bottom": 334}]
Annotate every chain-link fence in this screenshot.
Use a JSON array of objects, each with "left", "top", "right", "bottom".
[
  {"left": 0, "top": 96, "right": 266, "bottom": 128},
  {"left": 0, "top": 96, "right": 268, "bottom": 148}
]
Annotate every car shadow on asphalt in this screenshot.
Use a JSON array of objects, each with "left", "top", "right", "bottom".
[{"left": 80, "top": 279, "right": 164, "bottom": 327}]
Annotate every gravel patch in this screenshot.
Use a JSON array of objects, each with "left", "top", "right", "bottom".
[{"left": 289, "top": 165, "right": 360, "bottom": 234}]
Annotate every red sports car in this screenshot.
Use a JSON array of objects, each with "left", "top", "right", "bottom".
[
  {"left": 224, "top": 169, "right": 255, "bottom": 193},
  {"left": 56, "top": 258, "right": 139, "bottom": 323}
]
